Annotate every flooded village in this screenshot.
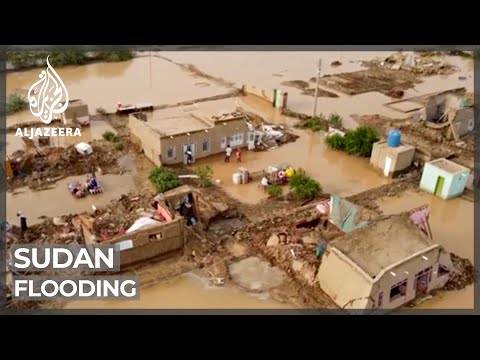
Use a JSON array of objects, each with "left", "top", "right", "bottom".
[{"left": 3, "top": 50, "right": 476, "bottom": 312}]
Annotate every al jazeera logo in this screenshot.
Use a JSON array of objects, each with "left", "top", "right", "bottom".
[{"left": 15, "top": 55, "right": 81, "bottom": 138}]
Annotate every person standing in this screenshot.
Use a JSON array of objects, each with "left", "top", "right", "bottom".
[
  {"left": 236, "top": 148, "right": 242, "bottom": 162},
  {"left": 17, "top": 211, "right": 28, "bottom": 237},
  {"left": 225, "top": 145, "right": 232, "bottom": 163}
]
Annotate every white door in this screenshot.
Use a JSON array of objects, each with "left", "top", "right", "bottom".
[
  {"left": 247, "top": 131, "right": 255, "bottom": 150},
  {"left": 183, "top": 144, "right": 196, "bottom": 164},
  {"left": 220, "top": 137, "right": 227, "bottom": 150},
  {"left": 384, "top": 156, "right": 392, "bottom": 177}
]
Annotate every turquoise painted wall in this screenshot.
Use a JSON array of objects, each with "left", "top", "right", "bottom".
[
  {"left": 420, "top": 162, "right": 469, "bottom": 200},
  {"left": 447, "top": 171, "right": 469, "bottom": 198}
]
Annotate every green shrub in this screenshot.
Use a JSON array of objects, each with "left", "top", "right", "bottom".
[
  {"left": 325, "top": 133, "right": 346, "bottom": 151},
  {"left": 48, "top": 51, "right": 89, "bottom": 67},
  {"left": 288, "top": 170, "right": 322, "bottom": 200},
  {"left": 97, "top": 51, "right": 134, "bottom": 62},
  {"left": 102, "top": 131, "right": 116, "bottom": 141},
  {"left": 194, "top": 165, "right": 214, "bottom": 187},
  {"left": 113, "top": 142, "right": 124, "bottom": 151},
  {"left": 267, "top": 184, "right": 283, "bottom": 199},
  {"left": 6, "top": 93, "right": 29, "bottom": 114},
  {"left": 112, "top": 135, "right": 120, "bottom": 143},
  {"left": 303, "top": 114, "right": 328, "bottom": 132},
  {"left": 328, "top": 113, "right": 343, "bottom": 129},
  {"left": 149, "top": 167, "right": 181, "bottom": 193},
  {"left": 343, "top": 126, "right": 379, "bottom": 157}
]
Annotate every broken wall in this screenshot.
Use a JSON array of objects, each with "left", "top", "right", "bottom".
[
  {"left": 106, "top": 218, "right": 185, "bottom": 267},
  {"left": 316, "top": 247, "right": 373, "bottom": 310},
  {"left": 454, "top": 107, "right": 474, "bottom": 136},
  {"left": 424, "top": 94, "right": 461, "bottom": 121}
]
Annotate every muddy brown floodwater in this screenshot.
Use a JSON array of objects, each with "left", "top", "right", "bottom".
[
  {"left": 376, "top": 191, "right": 474, "bottom": 309},
  {"left": 193, "top": 95, "right": 390, "bottom": 204},
  {"left": 65, "top": 272, "right": 293, "bottom": 309},
  {"left": 6, "top": 56, "right": 231, "bottom": 127},
  {"left": 7, "top": 174, "right": 136, "bottom": 225},
  {"left": 160, "top": 52, "right": 474, "bottom": 129}
]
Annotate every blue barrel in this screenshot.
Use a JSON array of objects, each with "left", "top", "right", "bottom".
[{"left": 387, "top": 129, "right": 401, "bottom": 147}]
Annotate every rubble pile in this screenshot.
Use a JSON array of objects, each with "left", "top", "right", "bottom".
[
  {"left": 8, "top": 140, "right": 125, "bottom": 191},
  {"left": 234, "top": 208, "right": 343, "bottom": 287},
  {"left": 7, "top": 215, "right": 81, "bottom": 246},
  {"left": 444, "top": 254, "right": 475, "bottom": 291},
  {"left": 237, "top": 108, "right": 299, "bottom": 151},
  {"left": 364, "top": 53, "right": 458, "bottom": 76},
  {"left": 354, "top": 114, "right": 474, "bottom": 163}
]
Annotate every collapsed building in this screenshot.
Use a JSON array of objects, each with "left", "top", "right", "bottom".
[
  {"left": 384, "top": 87, "right": 474, "bottom": 140},
  {"left": 316, "top": 206, "right": 454, "bottom": 312}
]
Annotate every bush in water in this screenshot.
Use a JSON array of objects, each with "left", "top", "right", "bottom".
[
  {"left": 6, "top": 93, "right": 29, "bottom": 114},
  {"left": 149, "top": 167, "right": 181, "bottom": 194},
  {"left": 288, "top": 169, "right": 322, "bottom": 200},
  {"left": 194, "top": 165, "right": 214, "bottom": 187}
]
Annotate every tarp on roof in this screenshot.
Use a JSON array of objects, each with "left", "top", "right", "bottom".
[{"left": 127, "top": 217, "right": 160, "bottom": 233}]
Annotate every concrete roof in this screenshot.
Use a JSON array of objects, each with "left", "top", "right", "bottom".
[
  {"left": 429, "top": 158, "right": 470, "bottom": 174},
  {"left": 151, "top": 114, "right": 211, "bottom": 136},
  {"left": 330, "top": 214, "right": 434, "bottom": 278},
  {"left": 139, "top": 97, "right": 246, "bottom": 136},
  {"left": 374, "top": 140, "right": 414, "bottom": 153}
]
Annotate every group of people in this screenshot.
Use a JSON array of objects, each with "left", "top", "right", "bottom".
[
  {"left": 259, "top": 166, "right": 296, "bottom": 191},
  {"left": 85, "top": 174, "right": 98, "bottom": 191},
  {"left": 224, "top": 145, "right": 241, "bottom": 163},
  {"left": 184, "top": 144, "right": 242, "bottom": 165}
]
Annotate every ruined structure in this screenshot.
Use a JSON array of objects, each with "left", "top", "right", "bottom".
[
  {"left": 317, "top": 211, "right": 454, "bottom": 312},
  {"left": 62, "top": 99, "right": 90, "bottom": 126},
  {"left": 384, "top": 87, "right": 474, "bottom": 139}
]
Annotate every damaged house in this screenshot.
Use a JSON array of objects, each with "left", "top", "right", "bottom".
[
  {"left": 316, "top": 206, "right": 454, "bottom": 312},
  {"left": 129, "top": 108, "right": 253, "bottom": 166},
  {"left": 385, "top": 87, "right": 474, "bottom": 139}
]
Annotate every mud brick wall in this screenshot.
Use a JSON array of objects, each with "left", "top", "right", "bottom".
[
  {"left": 242, "top": 84, "right": 287, "bottom": 109},
  {"left": 159, "top": 118, "right": 249, "bottom": 165},
  {"left": 129, "top": 115, "right": 162, "bottom": 166},
  {"left": 107, "top": 218, "right": 185, "bottom": 267}
]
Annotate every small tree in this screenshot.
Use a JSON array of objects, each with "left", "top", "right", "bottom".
[
  {"left": 194, "top": 165, "right": 214, "bottom": 187},
  {"left": 325, "top": 133, "right": 346, "bottom": 151},
  {"left": 289, "top": 170, "right": 322, "bottom": 200},
  {"left": 267, "top": 184, "right": 283, "bottom": 199},
  {"left": 149, "top": 167, "right": 181, "bottom": 193},
  {"left": 343, "top": 126, "right": 379, "bottom": 157}
]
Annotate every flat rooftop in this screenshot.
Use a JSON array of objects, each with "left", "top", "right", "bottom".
[
  {"left": 331, "top": 214, "right": 434, "bottom": 278},
  {"left": 375, "top": 140, "right": 414, "bottom": 153},
  {"left": 429, "top": 158, "right": 469, "bottom": 174},
  {"left": 139, "top": 97, "right": 245, "bottom": 136},
  {"left": 148, "top": 113, "right": 211, "bottom": 136}
]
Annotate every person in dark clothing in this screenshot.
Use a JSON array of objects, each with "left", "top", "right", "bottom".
[
  {"left": 17, "top": 211, "right": 28, "bottom": 237},
  {"left": 185, "top": 147, "right": 193, "bottom": 165}
]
